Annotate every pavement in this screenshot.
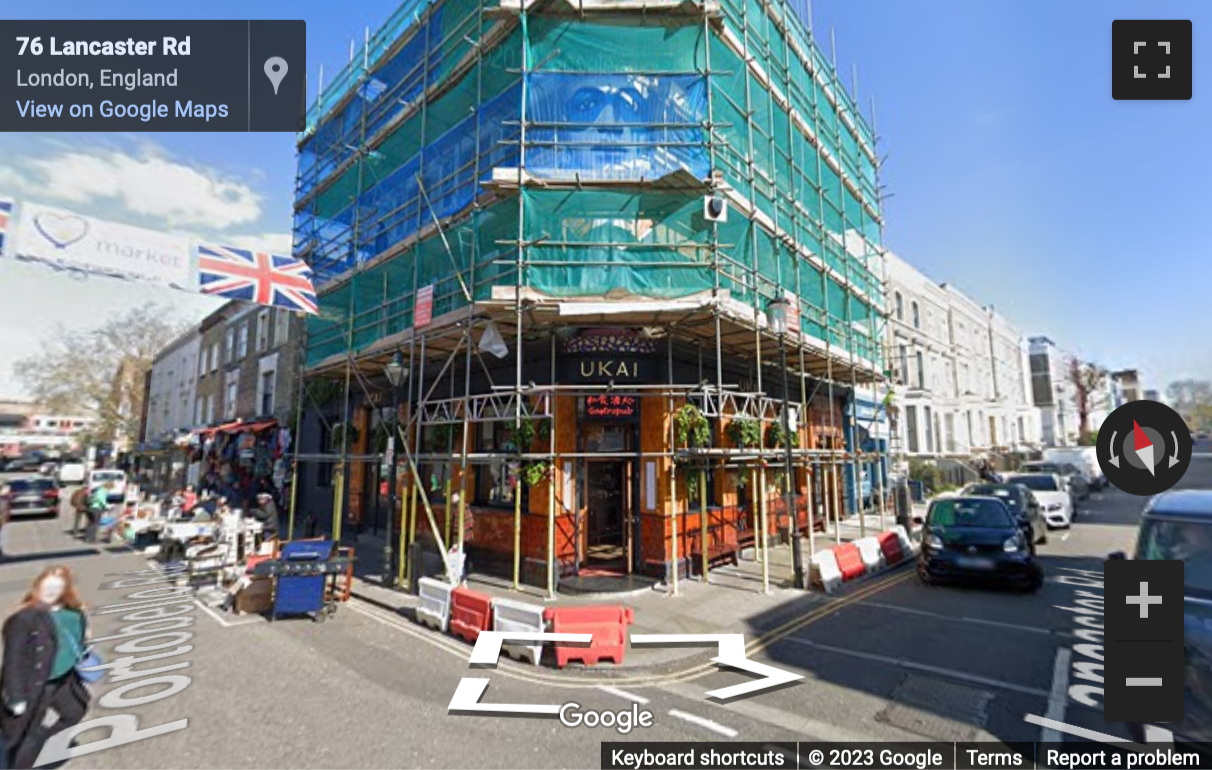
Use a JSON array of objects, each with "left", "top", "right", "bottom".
[{"left": 0, "top": 453, "right": 1205, "bottom": 768}]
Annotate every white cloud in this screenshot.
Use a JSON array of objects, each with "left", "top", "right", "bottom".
[
  {"left": 222, "top": 232, "right": 295, "bottom": 254},
  {"left": 19, "top": 148, "right": 263, "bottom": 229}
]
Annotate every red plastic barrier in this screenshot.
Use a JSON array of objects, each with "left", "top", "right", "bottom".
[
  {"left": 833, "top": 543, "right": 865, "bottom": 581},
  {"left": 449, "top": 587, "right": 493, "bottom": 644},
  {"left": 877, "top": 531, "right": 904, "bottom": 566},
  {"left": 543, "top": 605, "right": 634, "bottom": 668}
]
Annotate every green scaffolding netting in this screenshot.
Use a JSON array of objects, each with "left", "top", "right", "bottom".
[{"left": 300, "top": 5, "right": 885, "bottom": 372}]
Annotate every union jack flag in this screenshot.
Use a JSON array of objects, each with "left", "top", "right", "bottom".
[
  {"left": 0, "top": 198, "right": 12, "bottom": 257},
  {"left": 197, "top": 244, "right": 318, "bottom": 315}
]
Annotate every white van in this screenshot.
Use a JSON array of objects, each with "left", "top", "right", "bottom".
[
  {"left": 89, "top": 469, "right": 127, "bottom": 502},
  {"left": 57, "top": 458, "right": 87, "bottom": 485},
  {"left": 1042, "top": 447, "right": 1103, "bottom": 490}
]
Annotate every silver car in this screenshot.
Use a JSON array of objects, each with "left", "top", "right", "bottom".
[{"left": 4, "top": 476, "right": 61, "bottom": 518}]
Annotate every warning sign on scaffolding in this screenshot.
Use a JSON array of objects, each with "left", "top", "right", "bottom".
[
  {"left": 784, "top": 289, "right": 800, "bottom": 337},
  {"left": 415, "top": 284, "right": 434, "bottom": 328}
]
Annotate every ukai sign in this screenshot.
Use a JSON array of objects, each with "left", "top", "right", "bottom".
[{"left": 559, "top": 355, "right": 657, "bottom": 384}]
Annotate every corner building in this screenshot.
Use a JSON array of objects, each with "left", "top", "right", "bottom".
[{"left": 294, "top": 0, "right": 888, "bottom": 592}]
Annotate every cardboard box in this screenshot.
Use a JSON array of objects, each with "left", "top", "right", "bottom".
[{"left": 235, "top": 577, "right": 274, "bottom": 615}]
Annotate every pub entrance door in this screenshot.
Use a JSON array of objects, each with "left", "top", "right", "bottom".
[{"left": 578, "top": 420, "right": 638, "bottom": 574}]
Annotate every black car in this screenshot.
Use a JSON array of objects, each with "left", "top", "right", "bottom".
[
  {"left": 918, "top": 495, "right": 1043, "bottom": 591},
  {"left": 3, "top": 453, "right": 44, "bottom": 473},
  {"left": 963, "top": 482, "right": 1048, "bottom": 548},
  {"left": 1113, "top": 490, "right": 1212, "bottom": 747}
]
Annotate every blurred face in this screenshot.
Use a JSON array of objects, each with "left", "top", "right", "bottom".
[{"left": 38, "top": 575, "right": 67, "bottom": 605}]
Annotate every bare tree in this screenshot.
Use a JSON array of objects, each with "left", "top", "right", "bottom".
[
  {"left": 1069, "top": 358, "right": 1108, "bottom": 444},
  {"left": 13, "top": 304, "right": 187, "bottom": 443}
]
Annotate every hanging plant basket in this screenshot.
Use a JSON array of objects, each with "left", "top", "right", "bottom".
[
  {"left": 765, "top": 421, "right": 799, "bottom": 450},
  {"left": 673, "top": 404, "right": 710, "bottom": 449},
  {"left": 510, "top": 417, "right": 552, "bottom": 452},
  {"left": 725, "top": 417, "right": 761, "bottom": 449},
  {"left": 520, "top": 460, "right": 550, "bottom": 488}
]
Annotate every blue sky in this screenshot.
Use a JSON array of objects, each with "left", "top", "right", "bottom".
[{"left": 0, "top": 0, "right": 1208, "bottom": 398}]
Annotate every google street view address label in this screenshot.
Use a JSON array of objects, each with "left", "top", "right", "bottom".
[{"left": 0, "top": 20, "right": 305, "bottom": 132}]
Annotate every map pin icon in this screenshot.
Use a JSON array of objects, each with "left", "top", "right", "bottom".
[{"left": 264, "top": 57, "right": 288, "bottom": 95}]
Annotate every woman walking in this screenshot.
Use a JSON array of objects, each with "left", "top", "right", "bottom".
[{"left": 1, "top": 566, "right": 92, "bottom": 768}]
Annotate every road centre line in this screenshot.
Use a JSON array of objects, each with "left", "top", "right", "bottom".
[
  {"left": 598, "top": 686, "right": 649, "bottom": 704},
  {"left": 777, "top": 635, "right": 1050, "bottom": 697},
  {"left": 668, "top": 709, "right": 739, "bottom": 738},
  {"left": 855, "top": 600, "right": 1053, "bottom": 635}
]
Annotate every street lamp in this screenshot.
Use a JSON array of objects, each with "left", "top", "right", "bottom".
[
  {"left": 767, "top": 296, "right": 805, "bottom": 590},
  {"left": 383, "top": 351, "right": 407, "bottom": 587}
]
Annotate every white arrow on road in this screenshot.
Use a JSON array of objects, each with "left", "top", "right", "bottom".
[
  {"left": 630, "top": 634, "right": 803, "bottom": 700},
  {"left": 1108, "top": 431, "right": 1120, "bottom": 468},
  {"left": 1170, "top": 431, "right": 1181, "bottom": 468}
]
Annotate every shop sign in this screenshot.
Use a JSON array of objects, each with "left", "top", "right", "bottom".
[
  {"left": 559, "top": 355, "right": 657, "bottom": 384},
  {"left": 583, "top": 395, "right": 639, "bottom": 422}
]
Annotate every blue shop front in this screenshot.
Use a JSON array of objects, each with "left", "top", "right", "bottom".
[{"left": 844, "top": 391, "right": 890, "bottom": 515}]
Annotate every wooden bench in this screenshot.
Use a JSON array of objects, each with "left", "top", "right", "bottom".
[{"left": 689, "top": 527, "right": 739, "bottom": 575}]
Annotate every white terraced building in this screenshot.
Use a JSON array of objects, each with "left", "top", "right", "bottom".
[{"left": 884, "top": 251, "right": 1039, "bottom": 458}]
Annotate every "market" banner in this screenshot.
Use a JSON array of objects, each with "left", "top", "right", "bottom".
[{"left": 0, "top": 195, "right": 316, "bottom": 314}]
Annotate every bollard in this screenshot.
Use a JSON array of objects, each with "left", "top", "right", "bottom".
[
  {"left": 408, "top": 541, "right": 423, "bottom": 595},
  {"left": 791, "top": 534, "right": 806, "bottom": 589},
  {"left": 894, "top": 482, "right": 912, "bottom": 535}
]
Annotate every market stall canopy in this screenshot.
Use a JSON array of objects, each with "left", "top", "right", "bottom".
[{"left": 195, "top": 419, "right": 278, "bottom": 438}]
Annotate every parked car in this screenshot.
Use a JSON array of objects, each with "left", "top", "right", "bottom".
[
  {"left": 3, "top": 476, "right": 61, "bottom": 518},
  {"left": 962, "top": 482, "right": 1048, "bottom": 547},
  {"left": 1043, "top": 447, "right": 1105, "bottom": 490},
  {"left": 1002, "top": 472, "right": 1072, "bottom": 528},
  {"left": 1021, "top": 460, "right": 1089, "bottom": 505},
  {"left": 917, "top": 495, "right": 1043, "bottom": 591},
  {"left": 57, "top": 458, "right": 87, "bottom": 485},
  {"left": 88, "top": 468, "right": 127, "bottom": 502},
  {"left": 1112, "top": 490, "right": 1212, "bottom": 748},
  {"left": 4, "top": 453, "right": 45, "bottom": 473}
]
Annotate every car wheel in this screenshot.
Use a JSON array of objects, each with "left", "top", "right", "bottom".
[{"left": 917, "top": 564, "right": 936, "bottom": 585}]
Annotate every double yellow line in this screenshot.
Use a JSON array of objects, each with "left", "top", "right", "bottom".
[{"left": 347, "top": 567, "right": 915, "bottom": 690}]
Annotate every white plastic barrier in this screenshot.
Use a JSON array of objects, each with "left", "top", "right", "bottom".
[
  {"left": 491, "top": 597, "right": 548, "bottom": 665},
  {"left": 416, "top": 577, "right": 454, "bottom": 633},
  {"left": 854, "top": 536, "right": 884, "bottom": 573},
  {"left": 809, "top": 549, "right": 843, "bottom": 595},
  {"left": 890, "top": 524, "right": 917, "bottom": 557}
]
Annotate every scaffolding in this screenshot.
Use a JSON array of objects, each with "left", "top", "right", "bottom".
[{"left": 291, "top": 0, "right": 894, "bottom": 597}]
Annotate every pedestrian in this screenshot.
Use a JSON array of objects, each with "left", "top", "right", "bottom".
[
  {"left": 251, "top": 492, "right": 279, "bottom": 539},
  {"left": 0, "top": 566, "right": 92, "bottom": 769},
  {"left": 181, "top": 484, "right": 198, "bottom": 514},
  {"left": 0, "top": 483, "right": 9, "bottom": 560},
  {"left": 69, "top": 485, "right": 89, "bottom": 538},
  {"left": 85, "top": 483, "right": 111, "bottom": 544}
]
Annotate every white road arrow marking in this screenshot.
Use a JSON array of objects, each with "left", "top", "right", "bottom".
[
  {"left": 1108, "top": 431, "right": 1120, "bottom": 468},
  {"left": 1169, "top": 431, "right": 1181, "bottom": 467},
  {"left": 448, "top": 631, "right": 592, "bottom": 716},
  {"left": 630, "top": 634, "right": 803, "bottom": 700}
]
